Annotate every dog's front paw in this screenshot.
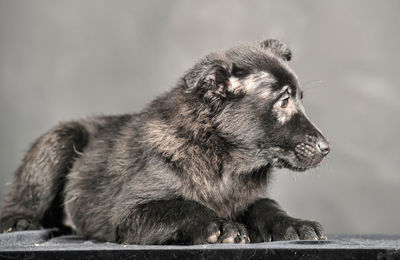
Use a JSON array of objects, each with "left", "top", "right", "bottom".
[
  {"left": 192, "top": 220, "right": 250, "bottom": 244},
  {"left": 260, "top": 216, "right": 326, "bottom": 241},
  {"left": 1, "top": 217, "right": 40, "bottom": 233}
]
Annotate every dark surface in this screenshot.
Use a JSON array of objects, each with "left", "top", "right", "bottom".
[{"left": 0, "top": 229, "right": 399, "bottom": 259}]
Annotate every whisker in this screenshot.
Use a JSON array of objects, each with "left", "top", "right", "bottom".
[
  {"left": 301, "top": 79, "right": 327, "bottom": 86},
  {"left": 300, "top": 79, "right": 328, "bottom": 92}
]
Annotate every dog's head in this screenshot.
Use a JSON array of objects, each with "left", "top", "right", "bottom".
[{"left": 184, "top": 39, "right": 330, "bottom": 171}]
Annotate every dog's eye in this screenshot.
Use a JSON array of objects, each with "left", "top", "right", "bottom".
[{"left": 279, "top": 97, "right": 289, "bottom": 108}]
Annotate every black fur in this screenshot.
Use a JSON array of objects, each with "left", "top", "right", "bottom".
[{"left": 0, "top": 39, "right": 330, "bottom": 244}]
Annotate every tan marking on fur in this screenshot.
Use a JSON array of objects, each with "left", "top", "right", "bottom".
[
  {"left": 229, "top": 72, "right": 275, "bottom": 98},
  {"left": 228, "top": 77, "right": 242, "bottom": 94},
  {"left": 273, "top": 88, "right": 298, "bottom": 124},
  {"left": 245, "top": 72, "right": 275, "bottom": 98}
]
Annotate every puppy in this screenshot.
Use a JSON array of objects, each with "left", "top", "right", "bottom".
[{"left": 0, "top": 39, "right": 330, "bottom": 244}]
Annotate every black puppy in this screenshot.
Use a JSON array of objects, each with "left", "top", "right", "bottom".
[{"left": 1, "top": 39, "right": 330, "bottom": 244}]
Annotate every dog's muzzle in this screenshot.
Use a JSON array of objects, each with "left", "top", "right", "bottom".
[{"left": 293, "top": 135, "right": 330, "bottom": 169}]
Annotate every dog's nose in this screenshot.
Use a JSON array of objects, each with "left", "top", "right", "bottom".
[{"left": 316, "top": 140, "right": 330, "bottom": 156}]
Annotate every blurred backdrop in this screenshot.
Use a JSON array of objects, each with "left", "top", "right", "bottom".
[{"left": 0, "top": 0, "right": 399, "bottom": 234}]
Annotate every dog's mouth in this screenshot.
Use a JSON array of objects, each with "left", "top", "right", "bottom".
[
  {"left": 273, "top": 157, "right": 309, "bottom": 172},
  {"left": 269, "top": 146, "right": 326, "bottom": 172}
]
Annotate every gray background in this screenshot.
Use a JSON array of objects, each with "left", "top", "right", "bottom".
[{"left": 0, "top": 0, "right": 399, "bottom": 234}]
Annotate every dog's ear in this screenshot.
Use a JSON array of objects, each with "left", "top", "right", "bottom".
[
  {"left": 184, "top": 59, "right": 247, "bottom": 107},
  {"left": 260, "top": 39, "right": 292, "bottom": 61}
]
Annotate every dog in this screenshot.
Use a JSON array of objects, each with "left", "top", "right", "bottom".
[{"left": 0, "top": 39, "right": 330, "bottom": 244}]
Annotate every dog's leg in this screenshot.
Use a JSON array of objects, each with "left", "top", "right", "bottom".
[
  {"left": 116, "top": 199, "right": 250, "bottom": 245},
  {"left": 0, "top": 122, "right": 88, "bottom": 232},
  {"left": 242, "top": 198, "right": 326, "bottom": 242}
]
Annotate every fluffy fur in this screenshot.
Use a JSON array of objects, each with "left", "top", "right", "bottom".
[{"left": 1, "top": 39, "right": 330, "bottom": 244}]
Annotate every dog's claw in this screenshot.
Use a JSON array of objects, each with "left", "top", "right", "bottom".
[
  {"left": 207, "top": 230, "right": 221, "bottom": 243},
  {"left": 222, "top": 237, "right": 235, "bottom": 243},
  {"left": 242, "top": 235, "right": 250, "bottom": 243}
]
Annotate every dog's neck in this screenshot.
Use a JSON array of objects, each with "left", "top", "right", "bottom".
[{"left": 143, "top": 86, "right": 272, "bottom": 179}]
